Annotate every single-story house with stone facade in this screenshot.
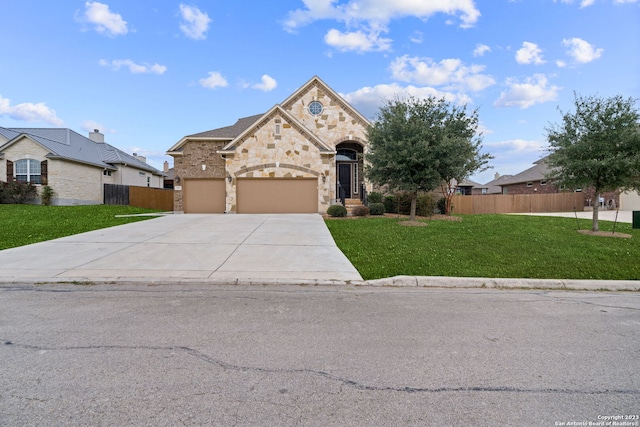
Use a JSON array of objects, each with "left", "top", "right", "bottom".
[
  {"left": 167, "top": 76, "right": 370, "bottom": 214},
  {"left": 0, "top": 127, "right": 165, "bottom": 205}
]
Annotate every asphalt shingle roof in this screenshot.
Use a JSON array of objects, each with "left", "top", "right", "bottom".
[
  {"left": 499, "top": 156, "right": 551, "bottom": 185},
  {"left": 188, "top": 114, "right": 264, "bottom": 139}
]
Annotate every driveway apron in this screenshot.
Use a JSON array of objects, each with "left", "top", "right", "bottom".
[{"left": 0, "top": 214, "right": 363, "bottom": 283}]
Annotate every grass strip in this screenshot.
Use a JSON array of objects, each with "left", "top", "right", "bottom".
[
  {"left": 0, "top": 204, "right": 161, "bottom": 250},
  {"left": 325, "top": 214, "right": 640, "bottom": 281}
]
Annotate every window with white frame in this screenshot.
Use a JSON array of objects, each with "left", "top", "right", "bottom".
[
  {"left": 353, "top": 164, "right": 358, "bottom": 194},
  {"left": 15, "top": 159, "right": 41, "bottom": 184}
]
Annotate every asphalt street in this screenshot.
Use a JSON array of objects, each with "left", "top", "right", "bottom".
[{"left": 1, "top": 284, "right": 638, "bottom": 426}]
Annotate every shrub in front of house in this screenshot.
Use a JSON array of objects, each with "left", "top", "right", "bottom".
[
  {"left": 437, "top": 197, "right": 446, "bottom": 214},
  {"left": 381, "top": 192, "right": 436, "bottom": 216},
  {"left": 352, "top": 205, "right": 369, "bottom": 216},
  {"left": 369, "top": 203, "right": 385, "bottom": 215},
  {"left": 0, "top": 181, "right": 37, "bottom": 204},
  {"left": 41, "top": 185, "right": 55, "bottom": 206},
  {"left": 368, "top": 191, "right": 383, "bottom": 204},
  {"left": 327, "top": 204, "right": 347, "bottom": 217},
  {"left": 417, "top": 193, "right": 437, "bottom": 217},
  {"left": 383, "top": 195, "right": 396, "bottom": 214}
]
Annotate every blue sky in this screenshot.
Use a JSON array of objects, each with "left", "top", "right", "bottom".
[{"left": 1, "top": 0, "right": 638, "bottom": 183}]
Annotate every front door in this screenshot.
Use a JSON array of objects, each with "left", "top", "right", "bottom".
[{"left": 338, "top": 163, "right": 351, "bottom": 199}]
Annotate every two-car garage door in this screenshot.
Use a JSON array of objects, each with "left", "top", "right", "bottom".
[
  {"left": 183, "top": 178, "right": 318, "bottom": 213},
  {"left": 237, "top": 178, "right": 318, "bottom": 213}
]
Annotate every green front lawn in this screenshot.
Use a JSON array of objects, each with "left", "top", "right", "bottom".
[
  {"left": 0, "top": 204, "right": 160, "bottom": 250},
  {"left": 325, "top": 215, "right": 640, "bottom": 281}
]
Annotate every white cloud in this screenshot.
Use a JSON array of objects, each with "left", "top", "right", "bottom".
[
  {"left": 99, "top": 59, "right": 167, "bottom": 74},
  {"left": 473, "top": 44, "right": 491, "bottom": 57},
  {"left": 515, "top": 42, "right": 545, "bottom": 65},
  {"left": 252, "top": 75, "right": 278, "bottom": 92},
  {"left": 410, "top": 31, "right": 424, "bottom": 44},
  {"left": 554, "top": 0, "right": 638, "bottom": 6},
  {"left": 199, "top": 72, "right": 228, "bottom": 89},
  {"left": 562, "top": 37, "right": 603, "bottom": 63},
  {"left": 81, "top": 120, "right": 116, "bottom": 134},
  {"left": 324, "top": 28, "right": 392, "bottom": 52},
  {"left": 0, "top": 95, "right": 64, "bottom": 126},
  {"left": 284, "top": 0, "right": 481, "bottom": 31},
  {"left": 485, "top": 139, "right": 547, "bottom": 154},
  {"left": 494, "top": 74, "right": 560, "bottom": 109},
  {"left": 342, "top": 83, "right": 473, "bottom": 120},
  {"left": 179, "top": 4, "right": 212, "bottom": 40},
  {"left": 390, "top": 55, "right": 495, "bottom": 92},
  {"left": 80, "top": 1, "right": 128, "bottom": 37}
]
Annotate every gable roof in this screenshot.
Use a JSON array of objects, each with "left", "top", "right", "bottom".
[
  {"left": 281, "top": 75, "right": 370, "bottom": 127},
  {"left": 0, "top": 127, "right": 164, "bottom": 175},
  {"left": 167, "top": 76, "right": 370, "bottom": 154},
  {"left": 219, "top": 105, "right": 333, "bottom": 154},
  {"left": 483, "top": 174, "right": 514, "bottom": 194},
  {"left": 499, "top": 156, "right": 551, "bottom": 186}
]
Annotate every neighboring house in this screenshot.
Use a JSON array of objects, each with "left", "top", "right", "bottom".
[
  {"left": 455, "top": 179, "right": 484, "bottom": 195},
  {"left": 162, "top": 161, "right": 175, "bottom": 189},
  {"left": 482, "top": 173, "right": 513, "bottom": 195},
  {"left": 498, "top": 156, "right": 558, "bottom": 195},
  {"left": 0, "top": 127, "right": 165, "bottom": 205},
  {"left": 498, "top": 156, "right": 619, "bottom": 209},
  {"left": 167, "top": 76, "right": 370, "bottom": 213}
]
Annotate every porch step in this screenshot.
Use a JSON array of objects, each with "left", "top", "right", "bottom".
[{"left": 344, "top": 198, "right": 364, "bottom": 216}]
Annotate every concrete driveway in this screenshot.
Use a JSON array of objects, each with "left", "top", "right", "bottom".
[{"left": 0, "top": 214, "right": 363, "bottom": 284}]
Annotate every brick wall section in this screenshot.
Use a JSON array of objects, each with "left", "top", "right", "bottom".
[
  {"left": 173, "top": 140, "right": 226, "bottom": 211},
  {"left": 503, "top": 180, "right": 620, "bottom": 209},
  {"left": 502, "top": 180, "right": 560, "bottom": 195}
]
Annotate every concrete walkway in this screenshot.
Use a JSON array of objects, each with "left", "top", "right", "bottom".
[
  {"left": 0, "top": 214, "right": 362, "bottom": 284},
  {"left": 514, "top": 209, "right": 634, "bottom": 223}
]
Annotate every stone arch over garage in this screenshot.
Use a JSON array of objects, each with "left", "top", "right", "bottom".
[{"left": 234, "top": 163, "right": 320, "bottom": 177}]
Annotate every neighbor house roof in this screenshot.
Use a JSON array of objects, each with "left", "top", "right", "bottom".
[
  {"left": 483, "top": 174, "right": 514, "bottom": 194},
  {"left": 0, "top": 127, "right": 164, "bottom": 176},
  {"left": 499, "top": 156, "right": 551, "bottom": 186}
]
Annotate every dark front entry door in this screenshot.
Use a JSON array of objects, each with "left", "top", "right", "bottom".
[{"left": 338, "top": 163, "right": 351, "bottom": 199}]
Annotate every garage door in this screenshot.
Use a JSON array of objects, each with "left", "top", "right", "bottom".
[
  {"left": 183, "top": 179, "right": 225, "bottom": 213},
  {"left": 237, "top": 178, "right": 318, "bottom": 213}
]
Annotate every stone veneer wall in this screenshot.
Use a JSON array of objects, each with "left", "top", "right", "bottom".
[
  {"left": 173, "top": 140, "right": 226, "bottom": 212},
  {"left": 226, "top": 111, "right": 330, "bottom": 213}
]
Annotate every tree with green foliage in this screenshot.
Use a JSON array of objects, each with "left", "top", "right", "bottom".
[
  {"left": 546, "top": 93, "right": 640, "bottom": 232},
  {"left": 365, "top": 96, "right": 491, "bottom": 219}
]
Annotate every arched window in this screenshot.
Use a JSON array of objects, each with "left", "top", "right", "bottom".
[
  {"left": 15, "top": 159, "right": 42, "bottom": 184},
  {"left": 336, "top": 148, "right": 357, "bottom": 161}
]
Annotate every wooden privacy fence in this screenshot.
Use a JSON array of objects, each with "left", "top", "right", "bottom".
[
  {"left": 104, "top": 184, "right": 174, "bottom": 211},
  {"left": 451, "top": 193, "right": 585, "bottom": 215}
]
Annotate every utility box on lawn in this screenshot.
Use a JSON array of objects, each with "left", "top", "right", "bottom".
[{"left": 633, "top": 211, "right": 640, "bottom": 229}]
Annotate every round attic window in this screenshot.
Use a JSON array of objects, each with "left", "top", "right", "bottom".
[{"left": 308, "top": 101, "right": 323, "bottom": 116}]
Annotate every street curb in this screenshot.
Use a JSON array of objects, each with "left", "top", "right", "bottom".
[
  {"left": 0, "top": 276, "right": 638, "bottom": 292},
  {"left": 365, "top": 276, "right": 640, "bottom": 291}
]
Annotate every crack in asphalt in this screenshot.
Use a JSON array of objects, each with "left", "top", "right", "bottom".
[{"left": 3, "top": 340, "right": 639, "bottom": 396}]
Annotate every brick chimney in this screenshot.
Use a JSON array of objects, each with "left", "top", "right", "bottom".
[
  {"left": 163, "top": 161, "right": 169, "bottom": 172},
  {"left": 89, "top": 129, "right": 104, "bottom": 143}
]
